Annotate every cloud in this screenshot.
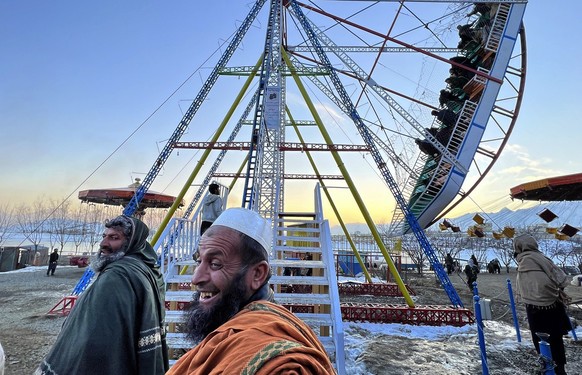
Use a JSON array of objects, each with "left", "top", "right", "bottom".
[{"left": 495, "top": 143, "right": 560, "bottom": 179}]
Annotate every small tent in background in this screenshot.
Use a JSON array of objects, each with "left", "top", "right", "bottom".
[{"left": 0, "top": 245, "right": 49, "bottom": 272}]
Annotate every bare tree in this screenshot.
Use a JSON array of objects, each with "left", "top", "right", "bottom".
[
  {"left": 428, "top": 231, "right": 465, "bottom": 267},
  {"left": 400, "top": 233, "right": 426, "bottom": 274},
  {"left": 83, "top": 204, "right": 122, "bottom": 254},
  {"left": 569, "top": 237, "right": 582, "bottom": 273},
  {"left": 16, "top": 199, "right": 47, "bottom": 253},
  {"left": 48, "top": 199, "right": 73, "bottom": 255},
  {"left": 0, "top": 203, "right": 15, "bottom": 247},
  {"left": 550, "top": 238, "right": 575, "bottom": 268},
  {"left": 538, "top": 236, "right": 563, "bottom": 260},
  {"left": 459, "top": 236, "right": 489, "bottom": 271},
  {"left": 145, "top": 208, "right": 171, "bottom": 238},
  {"left": 426, "top": 231, "right": 448, "bottom": 263},
  {"left": 71, "top": 203, "right": 95, "bottom": 255}
]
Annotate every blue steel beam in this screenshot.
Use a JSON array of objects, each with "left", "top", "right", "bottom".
[
  {"left": 287, "top": 0, "right": 463, "bottom": 307},
  {"left": 123, "top": 0, "right": 267, "bottom": 217}
]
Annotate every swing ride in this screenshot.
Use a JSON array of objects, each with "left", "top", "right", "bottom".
[
  {"left": 78, "top": 178, "right": 183, "bottom": 219},
  {"left": 510, "top": 172, "right": 582, "bottom": 239},
  {"left": 510, "top": 173, "right": 582, "bottom": 202}
]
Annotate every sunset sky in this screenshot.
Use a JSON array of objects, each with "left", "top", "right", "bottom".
[{"left": 1, "top": 1, "right": 580, "bottom": 226}]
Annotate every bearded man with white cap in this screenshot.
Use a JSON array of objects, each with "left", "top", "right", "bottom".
[{"left": 167, "top": 207, "right": 335, "bottom": 375}]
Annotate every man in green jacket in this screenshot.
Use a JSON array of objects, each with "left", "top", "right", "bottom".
[{"left": 37, "top": 215, "right": 169, "bottom": 374}]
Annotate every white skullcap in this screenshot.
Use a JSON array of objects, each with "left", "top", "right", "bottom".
[{"left": 211, "top": 208, "right": 272, "bottom": 252}]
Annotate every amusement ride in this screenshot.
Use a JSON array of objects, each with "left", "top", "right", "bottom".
[{"left": 54, "top": 1, "right": 529, "bottom": 372}]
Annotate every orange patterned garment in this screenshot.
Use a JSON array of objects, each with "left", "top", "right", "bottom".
[{"left": 167, "top": 301, "right": 336, "bottom": 375}]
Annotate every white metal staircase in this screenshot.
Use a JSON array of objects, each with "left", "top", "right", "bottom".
[
  {"left": 164, "top": 258, "right": 197, "bottom": 362},
  {"left": 156, "top": 186, "right": 346, "bottom": 373},
  {"left": 484, "top": 3, "right": 511, "bottom": 54},
  {"left": 269, "top": 208, "right": 346, "bottom": 374}
]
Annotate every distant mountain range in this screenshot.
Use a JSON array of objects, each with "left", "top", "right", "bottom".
[
  {"left": 331, "top": 201, "right": 582, "bottom": 235},
  {"left": 438, "top": 201, "right": 582, "bottom": 233}
]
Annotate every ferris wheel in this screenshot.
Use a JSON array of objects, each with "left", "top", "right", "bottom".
[
  {"left": 57, "top": 0, "right": 530, "bottom": 340},
  {"left": 125, "top": 0, "right": 528, "bottom": 240},
  {"left": 66, "top": 2, "right": 529, "bottom": 348}
]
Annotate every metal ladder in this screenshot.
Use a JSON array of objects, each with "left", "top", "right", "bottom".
[
  {"left": 270, "top": 211, "right": 345, "bottom": 375},
  {"left": 151, "top": 216, "right": 198, "bottom": 365},
  {"left": 163, "top": 257, "right": 198, "bottom": 366},
  {"left": 484, "top": 3, "right": 511, "bottom": 54}
]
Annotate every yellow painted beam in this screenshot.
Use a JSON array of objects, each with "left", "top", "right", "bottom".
[
  {"left": 286, "top": 107, "right": 372, "bottom": 283},
  {"left": 151, "top": 56, "right": 263, "bottom": 245},
  {"left": 282, "top": 49, "right": 414, "bottom": 307}
]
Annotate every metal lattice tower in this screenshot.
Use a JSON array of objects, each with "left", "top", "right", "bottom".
[{"left": 241, "top": 0, "right": 285, "bottom": 221}]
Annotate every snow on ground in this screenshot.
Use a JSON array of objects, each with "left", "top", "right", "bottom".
[
  {"left": 343, "top": 320, "right": 582, "bottom": 374},
  {"left": 338, "top": 271, "right": 582, "bottom": 373}
]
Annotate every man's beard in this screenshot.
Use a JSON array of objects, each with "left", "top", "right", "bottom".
[
  {"left": 90, "top": 251, "right": 126, "bottom": 272},
  {"left": 184, "top": 270, "right": 249, "bottom": 344}
]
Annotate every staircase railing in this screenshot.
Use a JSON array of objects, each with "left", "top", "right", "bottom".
[
  {"left": 154, "top": 217, "right": 198, "bottom": 280},
  {"left": 314, "top": 184, "right": 346, "bottom": 374}
]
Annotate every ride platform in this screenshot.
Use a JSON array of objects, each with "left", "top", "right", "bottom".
[
  {"left": 166, "top": 281, "right": 417, "bottom": 296},
  {"left": 162, "top": 281, "right": 473, "bottom": 327},
  {"left": 164, "top": 300, "right": 474, "bottom": 327},
  {"left": 270, "top": 282, "right": 417, "bottom": 297}
]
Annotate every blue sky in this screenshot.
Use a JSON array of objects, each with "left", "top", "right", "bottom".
[{"left": 1, "top": 1, "right": 580, "bottom": 225}]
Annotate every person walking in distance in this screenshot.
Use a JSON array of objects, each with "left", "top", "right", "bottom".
[
  {"left": 200, "top": 183, "right": 223, "bottom": 235},
  {"left": 445, "top": 253, "right": 454, "bottom": 275},
  {"left": 470, "top": 254, "right": 479, "bottom": 274},
  {"left": 464, "top": 262, "right": 478, "bottom": 292},
  {"left": 47, "top": 249, "right": 59, "bottom": 276}
]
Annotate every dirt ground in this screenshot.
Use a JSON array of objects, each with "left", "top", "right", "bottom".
[
  {"left": 0, "top": 266, "right": 88, "bottom": 374},
  {"left": 1, "top": 265, "right": 582, "bottom": 374}
]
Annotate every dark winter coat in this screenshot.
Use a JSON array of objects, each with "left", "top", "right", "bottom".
[{"left": 37, "top": 217, "right": 169, "bottom": 375}]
